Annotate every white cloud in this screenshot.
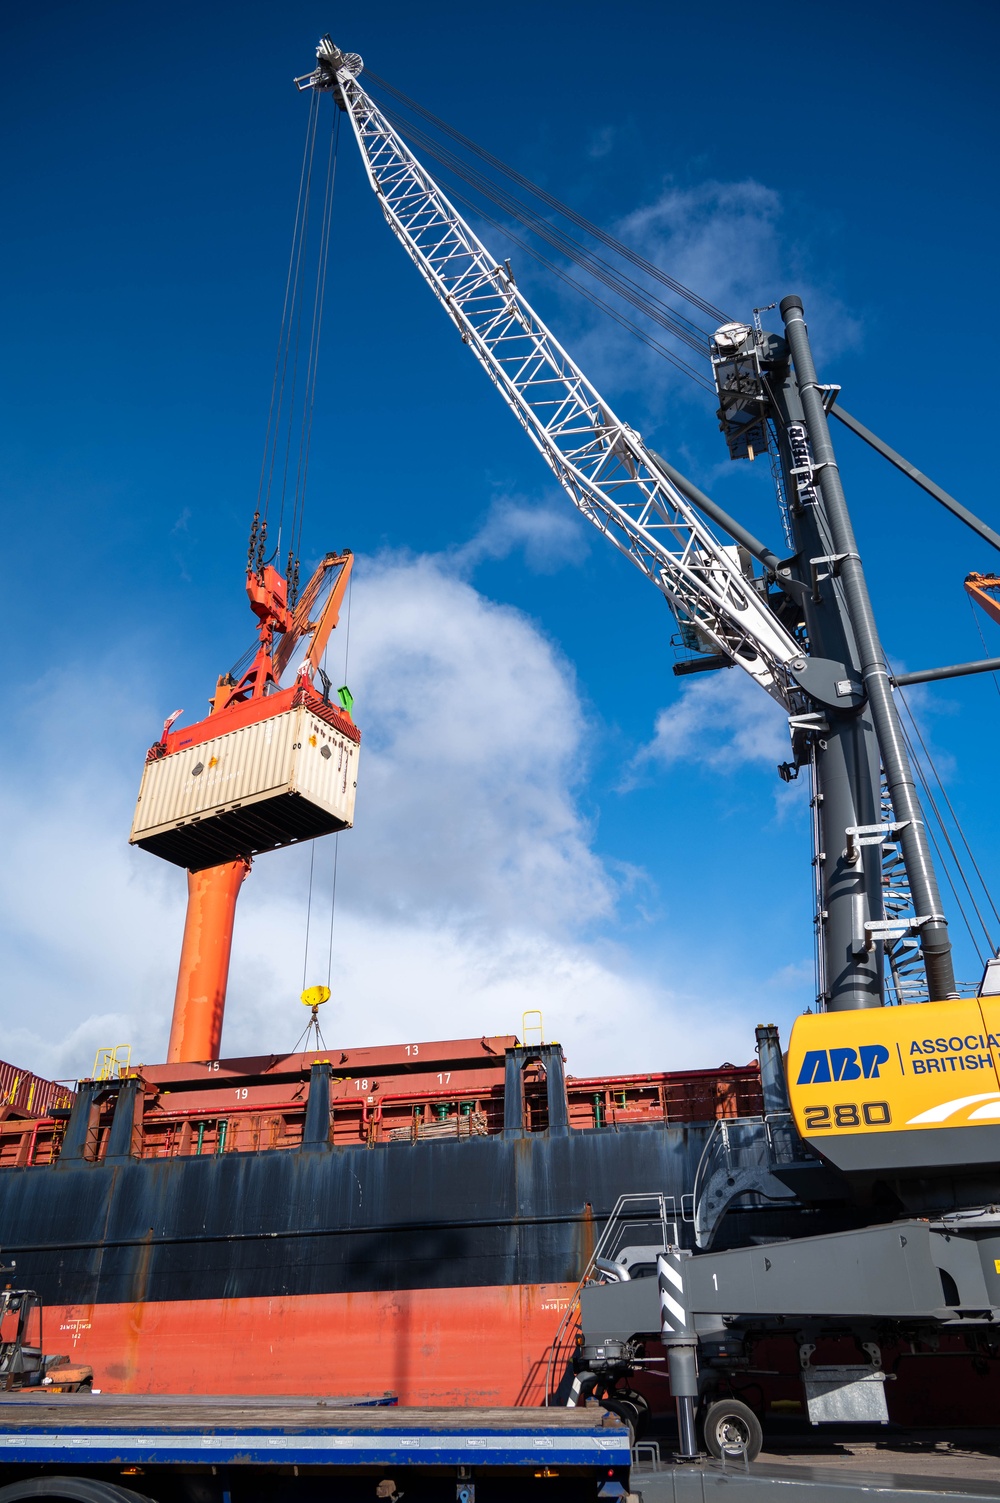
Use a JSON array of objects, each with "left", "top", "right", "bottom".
[
  {"left": 506, "top": 171, "right": 860, "bottom": 422},
  {"left": 0, "top": 550, "right": 755, "bottom": 1082},
  {"left": 341, "top": 552, "right": 610, "bottom": 933},
  {"left": 451, "top": 494, "right": 587, "bottom": 575},
  {"left": 617, "top": 178, "right": 786, "bottom": 325},
  {"left": 635, "top": 668, "right": 790, "bottom": 774},
  {"left": 225, "top": 905, "right": 749, "bottom": 1075}
]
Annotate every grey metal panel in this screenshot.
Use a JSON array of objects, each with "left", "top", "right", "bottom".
[
  {"left": 686, "top": 1221, "right": 980, "bottom": 1318},
  {"left": 579, "top": 1219, "right": 997, "bottom": 1338},
  {"left": 808, "top": 1124, "right": 1000, "bottom": 1175},
  {"left": 581, "top": 1279, "right": 659, "bottom": 1342},
  {"left": 802, "top": 1366, "right": 889, "bottom": 1425}
]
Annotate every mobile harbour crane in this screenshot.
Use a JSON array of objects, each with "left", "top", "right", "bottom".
[{"left": 297, "top": 37, "right": 1000, "bottom": 1462}]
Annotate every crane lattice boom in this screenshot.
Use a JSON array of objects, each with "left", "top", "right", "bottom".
[{"left": 300, "top": 40, "right": 803, "bottom": 708}]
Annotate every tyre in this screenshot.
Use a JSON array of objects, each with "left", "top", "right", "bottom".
[
  {"left": 602, "top": 1388, "right": 650, "bottom": 1439},
  {"left": 700, "top": 1398, "right": 763, "bottom": 1462},
  {"left": 0, "top": 1479, "right": 157, "bottom": 1503}
]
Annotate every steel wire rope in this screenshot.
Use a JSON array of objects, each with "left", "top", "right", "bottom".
[
  {"left": 438, "top": 177, "right": 716, "bottom": 393},
  {"left": 968, "top": 593, "right": 1000, "bottom": 701},
  {"left": 256, "top": 86, "right": 320, "bottom": 526},
  {"left": 894, "top": 685, "right": 1000, "bottom": 946},
  {"left": 263, "top": 91, "right": 322, "bottom": 536},
  {"left": 364, "top": 70, "right": 732, "bottom": 325},
  {"left": 376, "top": 104, "right": 715, "bottom": 361},
  {"left": 896, "top": 695, "right": 997, "bottom": 949},
  {"left": 892, "top": 708, "right": 990, "bottom": 964},
  {"left": 326, "top": 835, "right": 341, "bottom": 990},
  {"left": 302, "top": 841, "right": 317, "bottom": 990},
  {"left": 275, "top": 119, "right": 321, "bottom": 557},
  {"left": 291, "top": 108, "right": 345, "bottom": 989},
  {"left": 290, "top": 108, "right": 342, "bottom": 585},
  {"left": 323, "top": 570, "right": 353, "bottom": 988},
  {"left": 387, "top": 114, "right": 714, "bottom": 351}
]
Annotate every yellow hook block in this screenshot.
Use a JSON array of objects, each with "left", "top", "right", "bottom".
[{"left": 301, "top": 985, "right": 331, "bottom": 1009}]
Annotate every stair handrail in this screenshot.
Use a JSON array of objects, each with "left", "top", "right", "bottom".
[{"left": 543, "top": 1191, "right": 678, "bottom": 1404}]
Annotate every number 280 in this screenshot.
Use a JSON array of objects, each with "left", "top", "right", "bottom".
[{"left": 804, "top": 1101, "right": 891, "bottom": 1130}]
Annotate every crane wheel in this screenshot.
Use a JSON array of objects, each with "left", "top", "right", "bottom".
[
  {"left": 700, "top": 1398, "right": 763, "bottom": 1462},
  {"left": 601, "top": 1388, "right": 650, "bottom": 1439}
]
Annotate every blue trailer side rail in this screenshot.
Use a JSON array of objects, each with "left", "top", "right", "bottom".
[{"left": 0, "top": 1398, "right": 631, "bottom": 1497}]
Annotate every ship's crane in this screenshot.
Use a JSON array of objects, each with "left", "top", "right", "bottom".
[
  {"left": 298, "top": 37, "right": 958, "bottom": 1013},
  {"left": 966, "top": 571, "right": 1000, "bottom": 628},
  {"left": 130, "top": 547, "right": 360, "bottom": 1062}
]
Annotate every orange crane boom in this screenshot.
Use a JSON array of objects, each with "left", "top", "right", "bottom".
[{"left": 965, "top": 571, "right": 1000, "bottom": 628}]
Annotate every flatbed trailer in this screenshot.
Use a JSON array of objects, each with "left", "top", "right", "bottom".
[{"left": 0, "top": 1396, "right": 631, "bottom": 1502}]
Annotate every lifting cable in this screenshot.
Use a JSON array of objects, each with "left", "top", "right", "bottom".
[
  {"left": 360, "top": 77, "right": 727, "bottom": 394},
  {"left": 890, "top": 685, "right": 998, "bottom": 955},
  {"left": 968, "top": 594, "right": 1000, "bottom": 702},
  {"left": 302, "top": 564, "right": 353, "bottom": 997},
  {"left": 258, "top": 87, "right": 320, "bottom": 544},
  {"left": 256, "top": 92, "right": 341, "bottom": 604},
  {"left": 377, "top": 104, "right": 714, "bottom": 358},
  {"left": 441, "top": 176, "right": 716, "bottom": 392},
  {"left": 365, "top": 70, "right": 731, "bottom": 325},
  {"left": 290, "top": 107, "right": 342, "bottom": 594},
  {"left": 324, "top": 570, "right": 351, "bottom": 989}
]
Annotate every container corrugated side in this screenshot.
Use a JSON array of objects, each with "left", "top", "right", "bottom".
[
  {"left": 130, "top": 709, "right": 297, "bottom": 840},
  {"left": 0, "top": 1059, "right": 75, "bottom": 1117},
  {"left": 292, "top": 709, "right": 359, "bottom": 827}
]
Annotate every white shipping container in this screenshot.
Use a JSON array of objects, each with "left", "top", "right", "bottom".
[{"left": 130, "top": 703, "right": 360, "bottom": 871}]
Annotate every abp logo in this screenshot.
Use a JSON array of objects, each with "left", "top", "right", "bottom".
[{"left": 796, "top": 1044, "right": 890, "bottom": 1085}]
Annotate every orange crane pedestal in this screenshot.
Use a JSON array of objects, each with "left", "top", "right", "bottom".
[{"left": 167, "top": 858, "right": 251, "bottom": 1062}]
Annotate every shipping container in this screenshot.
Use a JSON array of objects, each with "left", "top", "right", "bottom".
[
  {"left": 0, "top": 1059, "right": 75, "bottom": 1120},
  {"left": 130, "top": 696, "right": 360, "bottom": 870}
]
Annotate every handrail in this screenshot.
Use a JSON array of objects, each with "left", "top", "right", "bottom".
[{"left": 543, "top": 1192, "right": 678, "bottom": 1404}]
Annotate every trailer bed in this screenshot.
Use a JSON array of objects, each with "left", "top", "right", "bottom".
[{"left": 0, "top": 1395, "right": 631, "bottom": 1470}]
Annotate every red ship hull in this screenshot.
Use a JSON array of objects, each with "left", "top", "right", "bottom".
[{"left": 48, "top": 1283, "right": 575, "bottom": 1404}]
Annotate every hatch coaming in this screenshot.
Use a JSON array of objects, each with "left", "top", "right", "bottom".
[{"left": 0, "top": 1034, "right": 761, "bottom": 1168}]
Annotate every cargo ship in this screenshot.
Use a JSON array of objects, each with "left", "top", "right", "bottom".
[{"left": 0, "top": 1039, "right": 774, "bottom": 1403}]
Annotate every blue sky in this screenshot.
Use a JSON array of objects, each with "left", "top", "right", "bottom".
[{"left": 3, "top": 0, "right": 999, "bottom": 1079}]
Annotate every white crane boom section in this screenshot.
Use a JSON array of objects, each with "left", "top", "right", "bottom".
[{"left": 300, "top": 41, "right": 803, "bottom": 706}]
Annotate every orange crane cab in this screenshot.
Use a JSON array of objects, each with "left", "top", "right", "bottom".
[{"left": 130, "top": 542, "right": 359, "bottom": 1063}]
